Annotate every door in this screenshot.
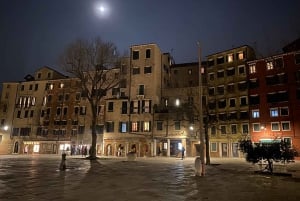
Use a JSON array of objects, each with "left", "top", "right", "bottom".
[
  {"left": 232, "top": 143, "right": 239, "bottom": 157},
  {"left": 221, "top": 143, "right": 228, "bottom": 157}
]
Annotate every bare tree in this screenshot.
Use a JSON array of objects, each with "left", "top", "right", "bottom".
[{"left": 60, "top": 37, "right": 121, "bottom": 159}]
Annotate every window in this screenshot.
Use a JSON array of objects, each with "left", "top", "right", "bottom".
[
  {"left": 252, "top": 110, "right": 260, "bottom": 118},
  {"left": 218, "top": 99, "right": 226, "bottom": 108},
  {"left": 38, "top": 73, "right": 41, "bottom": 78},
  {"left": 121, "top": 101, "right": 127, "bottom": 114},
  {"left": 283, "top": 137, "right": 292, "bottom": 148},
  {"left": 238, "top": 65, "right": 245, "bottom": 74},
  {"left": 240, "top": 97, "right": 247, "bottom": 106},
  {"left": 271, "top": 122, "right": 280, "bottom": 131},
  {"left": 80, "top": 106, "right": 86, "bottom": 115},
  {"left": 34, "top": 84, "right": 38, "bottom": 91},
  {"left": 270, "top": 108, "right": 279, "bottom": 117},
  {"left": 217, "top": 86, "right": 224, "bottom": 95},
  {"left": 138, "top": 85, "right": 145, "bottom": 95},
  {"left": 131, "top": 121, "right": 139, "bottom": 132},
  {"left": 253, "top": 123, "right": 260, "bottom": 132},
  {"left": 132, "top": 67, "right": 140, "bottom": 75},
  {"left": 227, "top": 84, "right": 235, "bottom": 93},
  {"left": 144, "top": 66, "right": 152, "bottom": 74},
  {"left": 106, "top": 122, "right": 114, "bottom": 132},
  {"left": 242, "top": 124, "right": 249, "bottom": 134},
  {"left": 229, "top": 98, "right": 236, "bottom": 107},
  {"left": 174, "top": 121, "right": 181, "bottom": 130},
  {"left": 78, "top": 126, "right": 85, "bottom": 134},
  {"left": 231, "top": 124, "right": 237, "bottom": 134},
  {"left": 274, "top": 58, "right": 283, "bottom": 69},
  {"left": 132, "top": 50, "right": 139, "bottom": 60},
  {"left": 132, "top": 100, "right": 139, "bottom": 113},
  {"left": 237, "top": 51, "right": 244, "bottom": 60},
  {"left": 21, "top": 85, "right": 24, "bottom": 91},
  {"left": 142, "top": 100, "right": 151, "bottom": 113},
  {"left": 226, "top": 67, "right": 235, "bottom": 76},
  {"left": 108, "top": 102, "right": 114, "bottom": 112},
  {"left": 146, "top": 49, "right": 151, "bottom": 58},
  {"left": 216, "top": 56, "right": 224, "bottom": 64},
  {"left": 217, "top": 70, "right": 224, "bottom": 78},
  {"left": 208, "top": 59, "right": 214, "bottom": 66},
  {"left": 240, "top": 111, "right": 249, "bottom": 119},
  {"left": 119, "top": 122, "right": 128, "bottom": 133},
  {"left": 227, "top": 54, "right": 234, "bottom": 62},
  {"left": 280, "top": 107, "right": 289, "bottom": 116},
  {"left": 249, "top": 64, "right": 256, "bottom": 74},
  {"left": 156, "top": 121, "right": 163, "bottom": 131},
  {"left": 211, "top": 142, "right": 217, "bottom": 152},
  {"left": 208, "top": 87, "right": 215, "bottom": 96},
  {"left": 295, "top": 53, "right": 300, "bottom": 64},
  {"left": 209, "top": 73, "right": 214, "bottom": 81},
  {"left": 266, "top": 61, "right": 274, "bottom": 70},
  {"left": 142, "top": 121, "right": 151, "bottom": 132},
  {"left": 211, "top": 126, "right": 216, "bottom": 135},
  {"left": 220, "top": 125, "right": 226, "bottom": 135},
  {"left": 281, "top": 121, "right": 290, "bottom": 131},
  {"left": 76, "top": 93, "right": 81, "bottom": 101},
  {"left": 249, "top": 95, "right": 260, "bottom": 105}
]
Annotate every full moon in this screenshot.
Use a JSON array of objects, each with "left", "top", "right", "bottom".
[{"left": 94, "top": 2, "right": 109, "bottom": 17}]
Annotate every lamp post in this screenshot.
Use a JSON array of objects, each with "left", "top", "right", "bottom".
[{"left": 197, "top": 42, "right": 205, "bottom": 176}]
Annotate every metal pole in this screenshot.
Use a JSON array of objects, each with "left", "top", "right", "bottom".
[{"left": 198, "top": 42, "right": 205, "bottom": 176}]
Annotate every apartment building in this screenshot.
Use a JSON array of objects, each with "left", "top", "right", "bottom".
[
  {"left": 247, "top": 49, "right": 300, "bottom": 153},
  {"left": 206, "top": 46, "right": 256, "bottom": 157}
]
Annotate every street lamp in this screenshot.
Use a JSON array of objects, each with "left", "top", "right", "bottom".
[{"left": 3, "top": 125, "right": 9, "bottom": 131}]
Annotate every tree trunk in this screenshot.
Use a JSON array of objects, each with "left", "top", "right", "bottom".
[{"left": 89, "top": 118, "right": 97, "bottom": 160}]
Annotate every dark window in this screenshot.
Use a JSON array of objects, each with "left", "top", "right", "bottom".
[
  {"left": 208, "top": 88, "right": 215, "bottom": 96},
  {"left": 238, "top": 81, "right": 247, "bottom": 91},
  {"left": 108, "top": 102, "right": 114, "bottom": 112},
  {"left": 249, "top": 95, "right": 260, "bottom": 105},
  {"left": 228, "top": 112, "right": 237, "bottom": 120},
  {"left": 227, "top": 84, "right": 235, "bottom": 93},
  {"left": 274, "top": 58, "right": 283, "bottom": 69},
  {"left": 217, "top": 86, "right": 224, "bottom": 95},
  {"left": 238, "top": 66, "right": 245, "bottom": 74},
  {"left": 29, "top": 85, "right": 33, "bottom": 90},
  {"left": 35, "top": 84, "right": 38, "bottom": 91},
  {"left": 146, "top": 49, "right": 151, "bottom": 58},
  {"left": 133, "top": 51, "right": 139, "bottom": 60},
  {"left": 106, "top": 122, "right": 114, "bottom": 132},
  {"left": 208, "top": 59, "right": 215, "bottom": 67},
  {"left": 208, "top": 101, "right": 216, "bottom": 110},
  {"left": 121, "top": 101, "right": 127, "bottom": 114},
  {"left": 156, "top": 121, "right": 163, "bottom": 131},
  {"left": 132, "top": 67, "right": 140, "bottom": 75},
  {"left": 231, "top": 125, "right": 237, "bottom": 134},
  {"left": 217, "top": 57, "right": 225, "bottom": 64},
  {"left": 96, "top": 125, "right": 104, "bottom": 134},
  {"left": 78, "top": 126, "right": 85, "bottom": 134},
  {"left": 211, "top": 126, "right": 216, "bottom": 135},
  {"left": 174, "top": 121, "right": 181, "bottom": 130},
  {"left": 226, "top": 68, "right": 235, "bottom": 76},
  {"left": 267, "top": 92, "right": 288, "bottom": 103},
  {"left": 217, "top": 71, "right": 224, "bottom": 78},
  {"left": 218, "top": 99, "right": 226, "bottom": 108},
  {"left": 229, "top": 99, "right": 235, "bottom": 107},
  {"left": 249, "top": 79, "right": 259, "bottom": 89},
  {"left": 295, "top": 53, "right": 300, "bottom": 64},
  {"left": 219, "top": 113, "right": 227, "bottom": 121},
  {"left": 220, "top": 126, "right": 226, "bottom": 134},
  {"left": 138, "top": 85, "right": 144, "bottom": 95},
  {"left": 144, "top": 66, "right": 152, "bottom": 74}
]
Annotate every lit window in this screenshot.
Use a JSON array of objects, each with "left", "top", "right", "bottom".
[
  {"left": 228, "top": 54, "right": 234, "bottom": 62},
  {"left": 238, "top": 52, "right": 244, "bottom": 60},
  {"left": 266, "top": 61, "right": 274, "bottom": 70},
  {"left": 281, "top": 121, "right": 290, "bottom": 131},
  {"left": 120, "top": 122, "right": 127, "bottom": 133},
  {"left": 249, "top": 64, "right": 256, "bottom": 74},
  {"left": 270, "top": 108, "right": 279, "bottom": 117},
  {"left": 143, "top": 121, "right": 150, "bottom": 132},
  {"left": 271, "top": 122, "right": 280, "bottom": 131},
  {"left": 252, "top": 110, "right": 260, "bottom": 118},
  {"left": 131, "top": 122, "right": 139, "bottom": 132}
]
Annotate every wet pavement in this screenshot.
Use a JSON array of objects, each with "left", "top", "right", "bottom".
[{"left": 0, "top": 155, "right": 300, "bottom": 201}]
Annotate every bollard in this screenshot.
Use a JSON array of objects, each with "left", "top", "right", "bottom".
[
  {"left": 59, "top": 153, "right": 67, "bottom": 171},
  {"left": 194, "top": 156, "right": 202, "bottom": 176}
]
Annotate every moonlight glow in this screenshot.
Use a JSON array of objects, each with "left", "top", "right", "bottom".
[{"left": 94, "top": 2, "right": 109, "bottom": 18}]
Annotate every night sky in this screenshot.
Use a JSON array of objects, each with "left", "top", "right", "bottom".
[{"left": 1, "top": 0, "right": 300, "bottom": 84}]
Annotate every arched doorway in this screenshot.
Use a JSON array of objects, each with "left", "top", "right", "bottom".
[
  {"left": 13, "top": 141, "right": 19, "bottom": 154},
  {"left": 106, "top": 144, "right": 112, "bottom": 156}
]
